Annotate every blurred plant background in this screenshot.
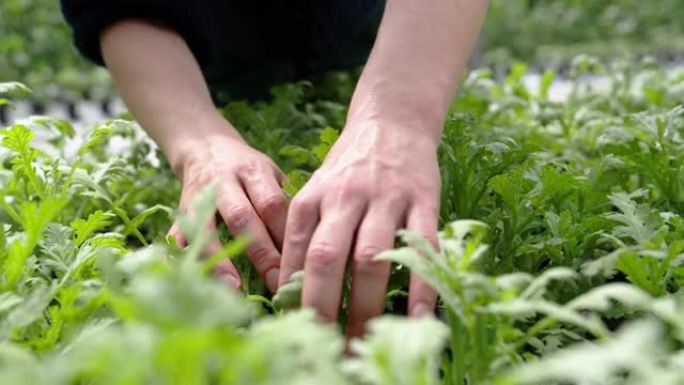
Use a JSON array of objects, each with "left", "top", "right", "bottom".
[
  {"left": 3, "top": 1, "right": 684, "bottom": 385},
  {"left": 0, "top": 0, "right": 112, "bottom": 105},
  {"left": 2, "top": 0, "right": 683, "bottom": 104},
  {"left": 482, "top": 0, "right": 684, "bottom": 67}
]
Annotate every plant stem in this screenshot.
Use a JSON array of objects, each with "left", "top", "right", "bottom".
[{"left": 448, "top": 309, "right": 467, "bottom": 385}]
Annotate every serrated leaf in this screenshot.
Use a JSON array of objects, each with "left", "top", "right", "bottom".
[
  {"left": 312, "top": 126, "right": 339, "bottom": 162},
  {"left": 605, "top": 192, "right": 659, "bottom": 245},
  {"left": 130, "top": 205, "right": 173, "bottom": 230},
  {"left": 283, "top": 170, "right": 310, "bottom": 197},
  {"left": 567, "top": 283, "right": 654, "bottom": 313},
  {"left": 1, "top": 125, "right": 34, "bottom": 154},
  {"left": 345, "top": 316, "right": 448, "bottom": 385},
  {"left": 0, "top": 82, "right": 32, "bottom": 98},
  {"left": 71, "top": 210, "right": 114, "bottom": 247},
  {"left": 77, "top": 126, "right": 114, "bottom": 158},
  {"left": 5, "top": 284, "right": 54, "bottom": 329},
  {"left": 508, "top": 320, "right": 664, "bottom": 385},
  {"left": 519, "top": 267, "right": 578, "bottom": 300}
]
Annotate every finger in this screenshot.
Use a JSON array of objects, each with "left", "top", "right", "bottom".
[
  {"left": 217, "top": 181, "right": 281, "bottom": 292},
  {"left": 273, "top": 167, "right": 287, "bottom": 187},
  {"left": 168, "top": 185, "right": 215, "bottom": 249},
  {"left": 212, "top": 259, "right": 243, "bottom": 290},
  {"left": 167, "top": 222, "right": 186, "bottom": 247},
  {"left": 203, "top": 230, "right": 243, "bottom": 290},
  {"left": 346, "top": 199, "right": 406, "bottom": 339},
  {"left": 240, "top": 171, "right": 289, "bottom": 249},
  {"left": 278, "top": 192, "right": 320, "bottom": 287},
  {"left": 168, "top": 211, "right": 243, "bottom": 290},
  {"left": 302, "top": 199, "right": 366, "bottom": 323},
  {"left": 167, "top": 183, "right": 203, "bottom": 247},
  {"left": 406, "top": 202, "right": 439, "bottom": 317}
]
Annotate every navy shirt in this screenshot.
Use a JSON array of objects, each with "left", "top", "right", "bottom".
[{"left": 60, "top": 0, "right": 385, "bottom": 100}]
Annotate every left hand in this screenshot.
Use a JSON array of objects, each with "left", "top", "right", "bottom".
[{"left": 278, "top": 118, "right": 441, "bottom": 338}]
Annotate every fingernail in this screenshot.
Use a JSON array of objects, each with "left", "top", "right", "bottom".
[
  {"left": 266, "top": 268, "right": 280, "bottom": 292},
  {"left": 411, "top": 302, "right": 434, "bottom": 317}
]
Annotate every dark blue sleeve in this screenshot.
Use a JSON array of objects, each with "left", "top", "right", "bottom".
[{"left": 59, "top": 0, "right": 210, "bottom": 66}]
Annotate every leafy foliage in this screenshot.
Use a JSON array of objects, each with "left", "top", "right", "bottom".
[
  {"left": 2, "top": 56, "right": 684, "bottom": 384},
  {"left": 483, "top": 0, "right": 684, "bottom": 66}
]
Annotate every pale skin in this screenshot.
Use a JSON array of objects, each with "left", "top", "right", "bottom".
[{"left": 101, "top": 0, "right": 488, "bottom": 338}]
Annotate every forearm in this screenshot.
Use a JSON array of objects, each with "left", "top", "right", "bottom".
[
  {"left": 348, "top": 0, "right": 488, "bottom": 143},
  {"left": 100, "top": 20, "right": 240, "bottom": 174}
]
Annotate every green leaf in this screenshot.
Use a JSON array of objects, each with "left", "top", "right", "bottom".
[
  {"left": 0, "top": 82, "right": 32, "bottom": 98},
  {"left": 24, "top": 116, "right": 75, "bottom": 139},
  {"left": 489, "top": 167, "right": 530, "bottom": 209},
  {"left": 279, "top": 145, "right": 315, "bottom": 166},
  {"left": 312, "top": 126, "right": 339, "bottom": 162},
  {"left": 77, "top": 126, "right": 114, "bottom": 158},
  {"left": 273, "top": 271, "right": 304, "bottom": 311},
  {"left": 1, "top": 124, "right": 34, "bottom": 154},
  {"left": 605, "top": 191, "right": 659, "bottom": 245},
  {"left": 2, "top": 196, "right": 69, "bottom": 288},
  {"left": 240, "top": 310, "right": 347, "bottom": 385},
  {"left": 5, "top": 284, "right": 54, "bottom": 329},
  {"left": 485, "top": 299, "right": 608, "bottom": 338},
  {"left": 377, "top": 246, "right": 464, "bottom": 319},
  {"left": 345, "top": 316, "right": 448, "bottom": 385},
  {"left": 0, "top": 293, "right": 22, "bottom": 314},
  {"left": 70, "top": 210, "right": 114, "bottom": 247},
  {"left": 176, "top": 184, "right": 220, "bottom": 263},
  {"left": 507, "top": 320, "right": 664, "bottom": 385},
  {"left": 283, "top": 170, "right": 310, "bottom": 197},
  {"left": 567, "top": 283, "right": 654, "bottom": 313},
  {"left": 539, "top": 69, "right": 555, "bottom": 99},
  {"left": 130, "top": 204, "right": 173, "bottom": 230},
  {"left": 519, "top": 267, "right": 578, "bottom": 300}
]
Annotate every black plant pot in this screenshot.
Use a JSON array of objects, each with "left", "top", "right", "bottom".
[
  {"left": 67, "top": 103, "right": 79, "bottom": 121},
  {"left": 100, "top": 99, "right": 112, "bottom": 117},
  {"left": 31, "top": 102, "right": 46, "bottom": 115},
  {"left": 0, "top": 105, "right": 9, "bottom": 125}
]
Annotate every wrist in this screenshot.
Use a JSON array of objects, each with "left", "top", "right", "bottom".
[
  {"left": 346, "top": 85, "right": 446, "bottom": 147},
  {"left": 335, "top": 115, "right": 442, "bottom": 163},
  {"left": 343, "top": 109, "right": 444, "bottom": 150},
  {"left": 163, "top": 117, "right": 244, "bottom": 176}
]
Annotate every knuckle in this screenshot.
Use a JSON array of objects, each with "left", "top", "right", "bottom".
[
  {"left": 354, "top": 245, "right": 387, "bottom": 273},
  {"left": 257, "top": 194, "right": 287, "bottom": 216},
  {"left": 248, "top": 244, "right": 278, "bottom": 270},
  {"left": 212, "top": 260, "right": 236, "bottom": 276},
  {"left": 223, "top": 205, "right": 252, "bottom": 231},
  {"left": 235, "top": 161, "right": 258, "bottom": 177},
  {"left": 307, "top": 243, "right": 341, "bottom": 269},
  {"left": 385, "top": 190, "right": 408, "bottom": 206},
  {"left": 339, "top": 183, "right": 364, "bottom": 201},
  {"left": 184, "top": 167, "right": 216, "bottom": 187},
  {"left": 354, "top": 245, "right": 384, "bottom": 264},
  {"left": 285, "top": 230, "right": 310, "bottom": 248},
  {"left": 290, "top": 194, "right": 316, "bottom": 216}
]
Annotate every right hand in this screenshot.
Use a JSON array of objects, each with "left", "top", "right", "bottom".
[{"left": 167, "top": 125, "right": 288, "bottom": 292}]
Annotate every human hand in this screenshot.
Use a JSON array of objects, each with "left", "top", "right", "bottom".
[
  {"left": 167, "top": 124, "right": 288, "bottom": 292},
  {"left": 278, "top": 119, "right": 440, "bottom": 338}
]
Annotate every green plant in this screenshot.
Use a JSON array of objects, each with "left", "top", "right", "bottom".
[{"left": 2, "top": 55, "right": 684, "bottom": 385}]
